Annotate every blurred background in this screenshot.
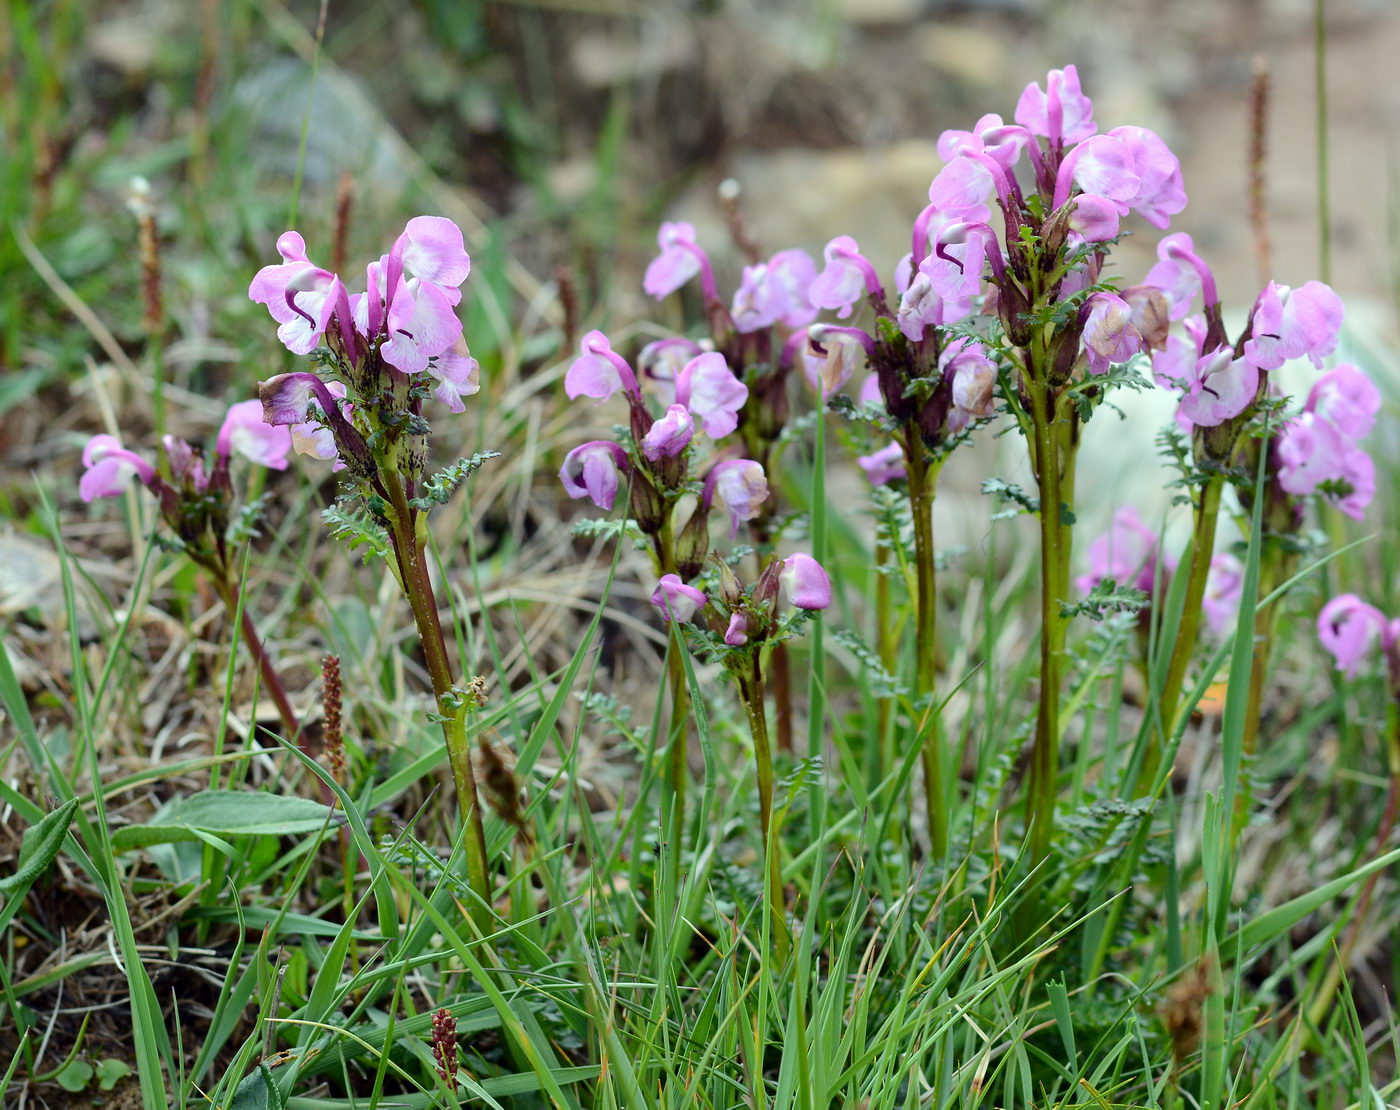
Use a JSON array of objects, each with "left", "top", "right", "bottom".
[{"left": 5, "top": 0, "right": 1400, "bottom": 589}]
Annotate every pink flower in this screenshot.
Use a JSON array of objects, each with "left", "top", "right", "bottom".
[
  {"left": 1076, "top": 507, "right": 1171, "bottom": 595},
  {"left": 643, "top": 222, "right": 713, "bottom": 301},
  {"left": 163, "top": 436, "right": 208, "bottom": 492},
  {"left": 809, "top": 236, "right": 881, "bottom": 318},
  {"left": 802, "top": 327, "right": 867, "bottom": 399},
  {"left": 288, "top": 381, "right": 348, "bottom": 469},
  {"left": 216, "top": 399, "right": 292, "bottom": 470},
  {"left": 675, "top": 352, "right": 747, "bottom": 438},
  {"left": 248, "top": 231, "right": 352, "bottom": 355},
  {"left": 945, "top": 338, "right": 998, "bottom": 429},
  {"left": 779, "top": 553, "right": 832, "bottom": 611},
  {"left": 897, "top": 221, "right": 987, "bottom": 336},
  {"left": 261, "top": 372, "right": 330, "bottom": 426},
  {"left": 1154, "top": 326, "right": 1258, "bottom": 429},
  {"left": 80, "top": 434, "right": 155, "bottom": 502},
  {"left": 896, "top": 271, "right": 943, "bottom": 341},
  {"left": 1334, "top": 447, "right": 1375, "bottom": 520},
  {"left": 1304, "top": 363, "right": 1379, "bottom": 439},
  {"left": 724, "top": 612, "right": 750, "bottom": 646},
  {"left": 1178, "top": 349, "right": 1258, "bottom": 429},
  {"left": 1317, "top": 594, "right": 1391, "bottom": 678},
  {"left": 1278, "top": 408, "right": 1376, "bottom": 520},
  {"left": 638, "top": 337, "right": 701, "bottom": 406},
  {"left": 1067, "top": 194, "right": 1122, "bottom": 242},
  {"left": 651, "top": 574, "right": 707, "bottom": 622},
  {"left": 565, "top": 330, "right": 639, "bottom": 402},
  {"left": 1106, "top": 125, "right": 1186, "bottom": 229},
  {"left": 1015, "top": 64, "right": 1097, "bottom": 145},
  {"left": 1243, "top": 281, "right": 1344, "bottom": 371},
  {"left": 857, "top": 443, "right": 906, "bottom": 485},
  {"left": 560, "top": 441, "right": 629, "bottom": 510},
  {"left": 1082, "top": 293, "right": 1144, "bottom": 374},
  {"left": 731, "top": 249, "right": 818, "bottom": 333},
  {"left": 705, "top": 459, "right": 769, "bottom": 538},
  {"left": 381, "top": 276, "right": 463, "bottom": 374},
  {"left": 925, "top": 222, "right": 997, "bottom": 306},
  {"left": 937, "top": 113, "right": 1028, "bottom": 172},
  {"left": 280, "top": 270, "right": 348, "bottom": 356},
  {"left": 927, "top": 157, "right": 999, "bottom": 224},
  {"left": 641, "top": 403, "right": 695, "bottom": 460},
  {"left": 1276, "top": 413, "right": 1351, "bottom": 497},
  {"left": 1143, "top": 233, "right": 1218, "bottom": 319},
  {"left": 1203, "top": 553, "right": 1243, "bottom": 635},
  {"left": 1057, "top": 135, "right": 1140, "bottom": 211},
  {"left": 247, "top": 231, "right": 318, "bottom": 326},
  {"left": 424, "top": 341, "right": 481, "bottom": 413},
  {"left": 392, "top": 215, "right": 471, "bottom": 290},
  {"left": 907, "top": 205, "right": 980, "bottom": 280}
]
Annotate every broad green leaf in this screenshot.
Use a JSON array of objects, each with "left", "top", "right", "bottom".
[
  {"left": 55, "top": 1058, "right": 93, "bottom": 1093},
  {"left": 109, "top": 791, "right": 338, "bottom": 852},
  {"left": 96, "top": 1058, "right": 133, "bottom": 1091},
  {"left": 0, "top": 797, "right": 78, "bottom": 893},
  {"left": 230, "top": 1064, "right": 283, "bottom": 1110}
]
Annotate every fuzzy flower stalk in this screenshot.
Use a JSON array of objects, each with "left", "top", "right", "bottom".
[
  {"left": 249, "top": 217, "right": 496, "bottom": 917},
  {"left": 907, "top": 67, "right": 1193, "bottom": 859},
  {"left": 79, "top": 405, "right": 323, "bottom": 795},
  {"left": 653, "top": 550, "right": 832, "bottom": 963}
]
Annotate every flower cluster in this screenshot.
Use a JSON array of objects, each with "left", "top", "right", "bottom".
[
  {"left": 1317, "top": 594, "right": 1400, "bottom": 680},
  {"left": 1140, "top": 233, "right": 1373, "bottom": 519},
  {"left": 81, "top": 401, "right": 290, "bottom": 503},
  {"left": 559, "top": 325, "right": 773, "bottom": 572},
  {"left": 635, "top": 214, "right": 838, "bottom": 538},
  {"left": 245, "top": 215, "right": 501, "bottom": 908},
  {"left": 1076, "top": 507, "right": 1242, "bottom": 634},
  {"left": 80, "top": 402, "right": 291, "bottom": 561},
  {"left": 251, "top": 217, "right": 480, "bottom": 487},
  {"left": 651, "top": 551, "right": 832, "bottom": 639}
]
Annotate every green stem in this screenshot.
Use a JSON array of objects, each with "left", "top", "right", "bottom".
[
  {"left": 1028, "top": 384, "right": 1069, "bottom": 865},
  {"left": 382, "top": 477, "right": 491, "bottom": 921},
  {"left": 652, "top": 521, "right": 689, "bottom": 887},
  {"left": 741, "top": 662, "right": 789, "bottom": 965},
  {"left": 907, "top": 446, "right": 946, "bottom": 856},
  {"left": 1233, "top": 543, "right": 1290, "bottom": 838},
  {"left": 664, "top": 631, "right": 689, "bottom": 876},
  {"left": 769, "top": 643, "right": 794, "bottom": 754},
  {"left": 874, "top": 538, "right": 896, "bottom": 791},
  {"left": 1152, "top": 474, "right": 1226, "bottom": 775}
]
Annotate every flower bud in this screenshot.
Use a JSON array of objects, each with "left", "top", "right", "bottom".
[
  {"left": 998, "top": 282, "right": 1033, "bottom": 347},
  {"left": 675, "top": 501, "right": 711, "bottom": 580},
  {"left": 642, "top": 403, "right": 695, "bottom": 462},
  {"left": 651, "top": 574, "right": 707, "bottom": 623},
  {"left": 753, "top": 557, "right": 783, "bottom": 611},
  {"left": 780, "top": 553, "right": 832, "bottom": 611},
  {"left": 1119, "top": 284, "right": 1170, "bottom": 351},
  {"left": 715, "top": 557, "right": 744, "bottom": 607},
  {"left": 629, "top": 466, "right": 666, "bottom": 535}
]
